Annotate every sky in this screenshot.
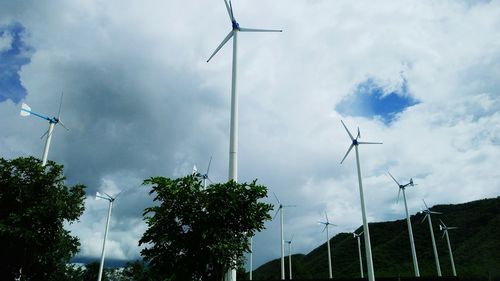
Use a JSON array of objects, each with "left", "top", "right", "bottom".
[{"left": 1, "top": 0, "right": 499, "bottom": 271}]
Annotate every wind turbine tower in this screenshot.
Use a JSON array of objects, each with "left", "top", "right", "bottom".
[
  {"left": 352, "top": 231, "right": 364, "bottom": 278},
  {"left": 207, "top": 2, "right": 281, "bottom": 279},
  {"left": 284, "top": 235, "right": 294, "bottom": 280},
  {"left": 339, "top": 120, "right": 382, "bottom": 281},
  {"left": 439, "top": 220, "right": 458, "bottom": 276},
  {"left": 95, "top": 191, "right": 121, "bottom": 281},
  {"left": 421, "top": 199, "right": 442, "bottom": 276},
  {"left": 387, "top": 171, "right": 420, "bottom": 277},
  {"left": 273, "top": 192, "right": 295, "bottom": 280},
  {"left": 20, "top": 94, "right": 68, "bottom": 166},
  {"left": 319, "top": 212, "right": 336, "bottom": 279}
]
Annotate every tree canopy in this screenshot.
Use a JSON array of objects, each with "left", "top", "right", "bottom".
[
  {"left": 0, "top": 157, "right": 86, "bottom": 280},
  {"left": 139, "top": 174, "right": 273, "bottom": 281}
]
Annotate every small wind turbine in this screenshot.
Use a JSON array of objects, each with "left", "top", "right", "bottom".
[
  {"left": 20, "top": 93, "right": 69, "bottom": 166},
  {"left": 95, "top": 191, "right": 121, "bottom": 281},
  {"left": 284, "top": 235, "right": 294, "bottom": 280},
  {"left": 387, "top": 171, "right": 420, "bottom": 277},
  {"left": 439, "top": 219, "right": 458, "bottom": 276},
  {"left": 421, "top": 199, "right": 442, "bottom": 276},
  {"left": 339, "top": 120, "right": 381, "bottom": 281},
  {"left": 273, "top": 192, "right": 295, "bottom": 280},
  {"left": 193, "top": 156, "right": 214, "bottom": 188},
  {"left": 352, "top": 231, "right": 364, "bottom": 278},
  {"left": 319, "top": 212, "right": 336, "bottom": 279}
]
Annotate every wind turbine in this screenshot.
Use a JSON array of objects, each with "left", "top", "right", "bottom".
[
  {"left": 20, "top": 93, "right": 69, "bottom": 166},
  {"left": 284, "top": 235, "right": 294, "bottom": 280},
  {"left": 421, "top": 199, "right": 442, "bottom": 276},
  {"left": 207, "top": 3, "right": 281, "bottom": 279},
  {"left": 439, "top": 219, "right": 458, "bottom": 276},
  {"left": 273, "top": 192, "right": 295, "bottom": 280},
  {"left": 95, "top": 190, "right": 121, "bottom": 281},
  {"left": 319, "top": 212, "right": 336, "bottom": 279},
  {"left": 352, "top": 231, "right": 364, "bottom": 278},
  {"left": 387, "top": 171, "right": 420, "bottom": 277},
  {"left": 193, "top": 156, "right": 214, "bottom": 188},
  {"left": 339, "top": 120, "right": 381, "bottom": 281}
]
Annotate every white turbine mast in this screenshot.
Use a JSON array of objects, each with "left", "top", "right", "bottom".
[
  {"left": 387, "top": 171, "right": 420, "bottom": 277},
  {"left": 352, "top": 231, "right": 364, "bottom": 278},
  {"left": 421, "top": 199, "right": 442, "bottom": 276},
  {"left": 284, "top": 235, "right": 294, "bottom": 280},
  {"left": 20, "top": 93, "right": 69, "bottom": 166},
  {"left": 95, "top": 190, "right": 122, "bottom": 281},
  {"left": 439, "top": 219, "right": 458, "bottom": 276},
  {"left": 272, "top": 192, "right": 295, "bottom": 280},
  {"left": 318, "top": 211, "right": 336, "bottom": 279},
  {"left": 207, "top": 2, "right": 281, "bottom": 279},
  {"left": 339, "top": 120, "right": 381, "bottom": 281}
]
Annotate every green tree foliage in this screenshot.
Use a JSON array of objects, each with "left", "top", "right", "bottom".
[
  {"left": 0, "top": 157, "right": 86, "bottom": 280},
  {"left": 139, "top": 174, "right": 273, "bottom": 281}
]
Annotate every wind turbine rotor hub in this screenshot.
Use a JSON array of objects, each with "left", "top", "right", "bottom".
[
  {"left": 352, "top": 139, "right": 358, "bottom": 145},
  {"left": 232, "top": 20, "right": 240, "bottom": 30}
]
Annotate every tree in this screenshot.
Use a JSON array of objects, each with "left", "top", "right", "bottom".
[
  {"left": 139, "top": 174, "right": 273, "bottom": 281},
  {"left": 0, "top": 157, "right": 86, "bottom": 280}
]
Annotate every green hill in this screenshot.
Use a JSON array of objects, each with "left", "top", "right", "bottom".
[{"left": 252, "top": 196, "right": 500, "bottom": 280}]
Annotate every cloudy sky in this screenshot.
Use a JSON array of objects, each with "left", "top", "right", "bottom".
[{"left": 1, "top": 0, "right": 499, "bottom": 270}]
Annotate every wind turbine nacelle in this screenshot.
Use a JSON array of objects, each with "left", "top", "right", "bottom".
[{"left": 20, "top": 103, "right": 31, "bottom": 116}]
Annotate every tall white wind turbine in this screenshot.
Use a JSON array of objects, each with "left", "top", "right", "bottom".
[
  {"left": 352, "top": 231, "right": 364, "bottom": 278},
  {"left": 339, "top": 120, "right": 381, "bottom": 281},
  {"left": 20, "top": 93, "right": 69, "bottom": 166},
  {"left": 95, "top": 191, "right": 121, "bottom": 281},
  {"left": 319, "top": 212, "right": 336, "bottom": 279},
  {"left": 387, "top": 171, "right": 420, "bottom": 277},
  {"left": 284, "top": 235, "right": 294, "bottom": 280},
  {"left": 421, "top": 199, "right": 442, "bottom": 276},
  {"left": 439, "top": 219, "right": 458, "bottom": 276},
  {"left": 273, "top": 192, "right": 295, "bottom": 280},
  {"left": 207, "top": 3, "right": 281, "bottom": 279}
]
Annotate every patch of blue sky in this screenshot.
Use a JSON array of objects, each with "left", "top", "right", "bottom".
[
  {"left": 336, "top": 77, "right": 419, "bottom": 124},
  {"left": 0, "top": 22, "right": 34, "bottom": 104}
]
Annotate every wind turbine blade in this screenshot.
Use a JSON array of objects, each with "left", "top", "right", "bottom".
[
  {"left": 102, "top": 191, "right": 113, "bottom": 199},
  {"left": 430, "top": 211, "right": 443, "bottom": 214},
  {"left": 397, "top": 188, "right": 401, "bottom": 204},
  {"left": 206, "top": 176, "right": 214, "bottom": 184},
  {"left": 223, "top": 0, "right": 234, "bottom": 21},
  {"left": 442, "top": 231, "right": 446, "bottom": 239},
  {"left": 57, "top": 92, "right": 64, "bottom": 119},
  {"left": 322, "top": 225, "right": 327, "bottom": 233},
  {"left": 340, "top": 144, "right": 354, "bottom": 164},
  {"left": 283, "top": 205, "right": 296, "bottom": 208},
  {"left": 439, "top": 219, "right": 447, "bottom": 228},
  {"left": 357, "top": 127, "right": 360, "bottom": 140},
  {"left": 421, "top": 214, "right": 428, "bottom": 224},
  {"left": 272, "top": 208, "right": 280, "bottom": 220},
  {"left": 422, "top": 199, "right": 429, "bottom": 210},
  {"left": 239, "top": 27, "right": 283, "bottom": 32},
  {"left": 325, "top": 211, "right": 329, "bottom": 223},
  {"left": 359, "top": 231, "right": 364, "bottom": 236},
  {"left": 206, "top": 156, "right": 213, "bottom": 175},
  {"left": 340, "top": 120, "right": 354, "bottom": 141},
  {"left": 207, "top": 30, "right": 234, "bottom": 63},
  {"left": 40, "top": 129, "right": 49, "bottom": 140},
  {"left": 357, "top": 141, "right": 383, "bottom": 145},
  {"left": 290, "top": 234, "right": 294, "bottom": 242},
  {"left": 20, "top": 103, "right": 31, "bottom": 116},
  {"left": 387, "top": 171, "right": 401, "bottom": 186},
  {"left": 58, "top": 120, "right": 69, "bottom": 131},
  {"left": 448, "top": 226, "right": 458, "bottom": 230},
  {"left": 273, "top": 191, "right": 280, "bottom": 205}
]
